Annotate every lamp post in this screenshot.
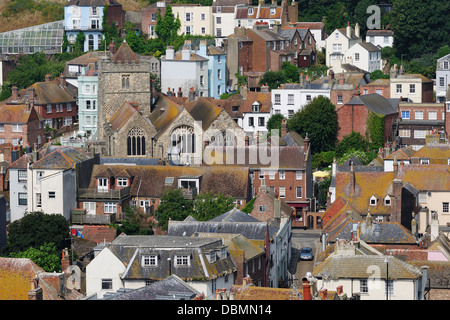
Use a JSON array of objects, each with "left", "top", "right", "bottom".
[{"left": 384, "top": 257, "right": 389, "bottom": 300}]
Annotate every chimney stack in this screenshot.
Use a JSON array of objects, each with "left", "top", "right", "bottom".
[
  {"left": 59, "top": 73, "right": 66, "bottom": 88},
  {"left": 304, "top": 133, "right": 309, "bottom": 153},
  {"left": 346, "top": 22, "right": 351, "bottom": 38},
  {"left": 350, "top": 160, "right": 355, "bottom": 195},
  {"left": 300, "top": 72, "right": 305, "bottom": 87},
  {"left": 61, "top": 248, "right": 70, "bottom": 272},
  {"left": 109, "top": 42, "right": 117, "bottom": 55},
  {"left": 274, "top": 196, "right": 281, "bottom": 220},
  {"left": 302, "top": 277, "right": 312, "bottom": 300},
  {"left": 319, "top": 288, "right": 328, "bottom": 300},
  {"left": 28, "top": 278, "right": 43, "bottom": 300},
  {"left": 281, "top": 118, "right": 287, "bottom": 137},
  {"left": 11, "top": 86, "right": 18, "bottom": 101},
  {"left": 188, "top": 87, "right": 195, "bottom": 101},
  {"left": 45, "top": 73, "right": 51, "bottom": 82},
  {"left": 355, "top": 23, "right": 360, "bottom": 38}
]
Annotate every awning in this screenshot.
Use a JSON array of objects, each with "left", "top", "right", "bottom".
[{"left": 313, "top": 171, "right": 331, "bottom": 178}]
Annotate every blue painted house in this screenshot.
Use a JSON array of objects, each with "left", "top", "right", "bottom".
[
  {"left": 64, "top": 0, "right": 123, "bottom": 52},
  {"left": 195, "top": 40, "right": 227, "bottom": 99}
]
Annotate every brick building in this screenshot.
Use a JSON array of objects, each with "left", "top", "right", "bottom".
[
  {"left": 3, "top": 74, "right": 77, "bottom": 132},
  {"left": 0, "top": 103, "right": 44, "bottom": 148},
  {"left": 336, "top": 93, "right": 399, "bottom": 142},
  {"left": 397, "top": 102, "right": 446, "bottom": 150},
  {"left": 359, "top": 78, "right": 390, "bottom": 99}
]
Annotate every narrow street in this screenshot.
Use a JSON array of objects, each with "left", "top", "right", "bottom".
[{"left": 289, "top": 228, "right": 323, "bottom": 289}]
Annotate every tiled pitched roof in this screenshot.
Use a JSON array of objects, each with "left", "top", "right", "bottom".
[
  {"left": 111, "top": 41, "right": 139, "bottom": 63},
  {"left": 411, "top": 144, "right": 450, "bottom": 159},
  {"left": 240, "top": 91, "right": 272, "bottom": 113},
  {"left": 88, "top": 164, "right": 250, "bottom": 199},
  {"left": 0, "top": 104, "right": 37, "bottom": 123},
  {"left": 109, "top": 102, "right": 139, "bottom": 131},
  {"left": 384, "top": 146, "right": 416, "bottom": 160},
  {"left": 189, "top": 98, "right": 222, "bottom": 131},
  {"left": 313, "top": 255, "right": 422, "bottom": 280},
  {"left": 230, "top": 285, "right": 303, "bottom": 300},
  {"left": 149, "top": 95, "right": 183, "bottom": 133},
  {"left": 30, "top": 146, "right": 91, "bottom": 170},
  {"left": 397, "top": 164, "right": 450, "bottom": 191}
]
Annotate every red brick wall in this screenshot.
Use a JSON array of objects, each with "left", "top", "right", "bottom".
[
  {"left": 0, "top": 120, "right": 44, "bottom": 148},
  {"left": 330, "top": 89, "right": 355, "bottom": 108},
  {"left": 336, "top": 103, "right": 369, "bottom": 141},
  {"left": 142, "top": 7, "right": 163, "bottom": 36},
  {"left": 106, "top": 5, "right": 124, "bottom": 29},
  {"left": 252, "top": 169, "right": 307, "bottom": 206},
  {"left": 359, "top": 84, "right": 390, "bottom": 98},
  {"left": 246, "top": 29, "right": 269, "bottom": 73}
]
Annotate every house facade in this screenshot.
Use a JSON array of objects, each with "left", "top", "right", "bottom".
[
  {"left": 397, "top": 102, "right": 446, "bottom": 150},
  {"left": 365, "top": 29, "right": 394, "bottom": 48},
  {"left": 389, "top": 66, "right": 434, "bottom": 103},
  {"left": 325, "top": 23, "right": 362, "bottom": 68},
  {"left": 193, "top": 40, "right": 227, "bottom": 99},
  {"left": 27, "top": 146, "right": 93, "bottom": 221},
  {"left": 8, "top": 153, "right": 32, "bottom": 222},
  {"left": 86, "top": 234, "right": 237, "bottom": 299},
  {"left": 0, "top": 103, "right": 44, "bottom": 148},
  {"left": 343, "top": 42, "right": 382, "bottom": 73},
  {"left": 161, "top": 44, "right": 209, "bottom": 99},
  {"left": 64, "top": 0, "right": 123, "bottom": 52},
  {"left": 78, "top": 68, "right": 99, "bottom": 140},
  {"left": 436, "top": 53, "right": 450, "bottom": 103}
]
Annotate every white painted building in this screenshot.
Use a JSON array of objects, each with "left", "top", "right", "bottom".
[
  {"left": 365, "top": 29, "right": 394, "bottom": 48},
  {"left": 160, "top": 45, "right": 209, "bottom": 98},
  {"left": 271, "top": 81, "right": 331, "bottom": 119},
  {"left": 313, "top": 241, "right": 428, "bottom": 300},
  {"left": 343, "top": 42, "right": 382, "bottom": 73},
  {"left": 436, "top": 53, "right": 450, "bottom": 103},
  {"left": 8, "top": 154, "right": 32, "bottom": 222},
  {"left": 26, "top": 146, "right": 92, "bottom": 221},
  {"left": 86, "top": 235, "right": 236, "bottom": 299},
  {"left": 325, "top": 23, "right": 362, "bottom": 68}
]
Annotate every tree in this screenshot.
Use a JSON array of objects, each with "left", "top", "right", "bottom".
[
  {"left": 336, "top": 131, "right": 368, "bottom": 158},
  {"left": 153, "top": 4, "right": 182, "bottom": 54},
  {"left": 287, "top": 96, "right": 338, "bottom": 154},
  {"left": 2, "top": 211, "right": 70, "bottom": 255},
  {"left": 114, "top": 206, "right": 154, "bottom": 235},
  {"left": 266, "top": 113, "right": 285, "bottom": 137},
  {"left": 258, "top": 70, "right": 286, "bottom": 90},
  {"left": 192, "top": 192, "right": 235, "bottom": 221},
  {"left": 154, "top": 189, "right": 193, "bottom": 231},
  {"left": 9, "top": 243, "right": 62, "bottom": 272},
  {"left": 370, "top": 70, "right": 389, "bottom": 81}
]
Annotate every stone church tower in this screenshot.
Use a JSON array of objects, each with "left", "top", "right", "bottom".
[{"left": 97, "top": 40, "right": 154, "bottom": 153}]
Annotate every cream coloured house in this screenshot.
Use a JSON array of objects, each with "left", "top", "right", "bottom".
[
  {"left": 325, "top": 23, "right": 362, "bottom": 68},
  {"left": 343, "top": 42, "right": 382, "bottom": 73},
  {"left": 86, "top": 234, "right": 236, "bottom": 299},
  {"left": 172, "top": 4, "right": 213, "bottom": 37},
  {"left": 312, "top": 240, "right": 428, "bottom": 300}
]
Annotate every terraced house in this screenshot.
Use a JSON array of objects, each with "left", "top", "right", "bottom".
[{"left": 86, "top": 234, "right": 237, "bottom": 299}]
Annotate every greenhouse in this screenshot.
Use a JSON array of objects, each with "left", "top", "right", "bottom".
[{"left": 0, "top": 20, "right": 65, "bottom": 55}]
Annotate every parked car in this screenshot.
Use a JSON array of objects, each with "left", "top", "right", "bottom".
[{"left": 299, "top": 247, "right": 314, "bottom": 261}]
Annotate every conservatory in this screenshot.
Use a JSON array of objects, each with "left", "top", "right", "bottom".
[{"left": 0, "top": 20, "right": 64, "bottom": 55}]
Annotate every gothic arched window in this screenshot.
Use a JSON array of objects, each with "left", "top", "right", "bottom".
[
  {"left": 127, "top": 127, "right": 146, "bottom": 156},
  {"left": 211, "top": 130, "right": 235, "bottom": 147},
  {"left": 171, "top": 126, "right": 195, "bottom": 154}
]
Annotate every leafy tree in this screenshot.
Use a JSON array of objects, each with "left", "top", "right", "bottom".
[
  {"left": 266, "top": 113, "right": 285, "bottom": 137},
  {"left": 241, "top": 197, "right": 255, "bottom": 214},
  {"left": 9, "top": 243, "right": 61, "bottom": 272},
  {"left": 258, "top": 70, "right": 286, "bottom": 90},
  {"left": 287, "top": 96, "right": 338, "bottom": 154},
  {"left": 2, "top": 211, "right": 70, "bottom": 255},
  {"left": 154, "top": 189, "right": 193, "bottom": 230},
  {"left": 114, "top": 206, "right": 154, "bottom": 235},
  {"left": 337, "top": 149, "right": 370, "bottom": 166},
  {"left": 153, "top": 4, "right": 182, "bottom": 54},
  {"left": 336, "top": 131, "right": 368, "bottom": 158},
  {"left": 370, "top": 70, "right": 389, "bottom": 81},
  {"left": 192, "top": 192, "right": 235, "bottom": 221},
  {"left": 390, "top": 0, "right": 450, "bottom": 59},
  {"left": 366, "top": 111, "right": 385, "bottom": 151},
  {"left": 312, "top": 150, "right": 336, "bottom": 170},
  {"left": 281, "top": 62, "right": 300, "bottom": 83}
]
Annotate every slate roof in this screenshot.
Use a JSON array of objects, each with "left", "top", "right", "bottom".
[
  {"left": 345, "top": 93, "right": 399, "bottom": 115},
  {"left": 327, "top": 219, "right": 417, "bottom": 245},
  {"left": 168, "top": 217, "right": 277, "bottom": 241},
  {"left": 99, "top": 157, "right": 164, "bottom": 166},
  {"left": 149, "top": 95, "right": 183, "bottom": 134},
  {"left": 30, "top": 146, "right": 91, "bottom": 170},
  {"left": 366, "top": 29, "right": 394, "bottom": 36},
  {"left": 106, "top": 235, "right": 236, "bottom": 282},
  {"left": 358, "top": 42, "right": 381, "bottom": 52},
  {"left": 313, "top": 255, "right": 423, "bottom": 280},
  {"left": 189, "top": 98, "right": 222, "bottom": 131},
  {"left": 103, "top": 274, "right": 201, "bottom": 300}
]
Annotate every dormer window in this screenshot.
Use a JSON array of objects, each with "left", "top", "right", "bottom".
[
  {"left": 248, "top": 8, "right": 254, "bottom": 15},
  {"left": 270, "top": 7, "right": 276, "bottom": 15},
  {"left": 369, "top": 195, "right": 377, "bottom": 206},
  {"left": 117, "top": 178, "right": 128, "bottom": 187},
  {"left": 252, "top": 102, "right": 260, "bottom": 112},
  {"left": 384, "top": 196, "right": 391, "bottom": 206},
  {"left": 175, "top": 254, "right": 190, "bottom": 266},
  {"left": 97, "top": 178, "right": 109, "bottom": 192},
  {"left": 205, "top": 250, "right": 216, "bottom": 263},
  {"left": 142, "top": 255, "right": 158, "bottom": 266}
]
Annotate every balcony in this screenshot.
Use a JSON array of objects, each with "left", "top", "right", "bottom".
[
  {"left": 71, "top": 209, "right": 124, "bottom": 225},
  {"left": 78, "top": 186, "right": 130, "bottom": 200}
]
